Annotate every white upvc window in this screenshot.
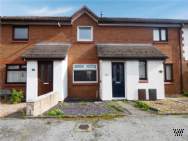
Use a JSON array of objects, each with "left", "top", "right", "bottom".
[
  {"left": 153, "top": 28, "right": 167, "bottom": 42},
  {"left": 73, "top": 64, "right": 97, "bottom": 83},
  {"left": 153, "top": 29, "right": 160, "bottom": 41},
  {"left": 77, "top": 26, "right": 93, "bottom": 41},
  {"left": 6, "top": 64, "right": 26, "bottom": 83}
]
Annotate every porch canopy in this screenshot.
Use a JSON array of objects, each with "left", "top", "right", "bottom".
[
  {"left": 96, "top": 43, "right": 167, "bottom": 60},
  {"left": 22, "top": 42, "right": 70, "bottom": 60}
]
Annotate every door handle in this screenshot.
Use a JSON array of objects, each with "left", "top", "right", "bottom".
[{"left": 43, "top": 82, "right": 49, "bottom": 85}]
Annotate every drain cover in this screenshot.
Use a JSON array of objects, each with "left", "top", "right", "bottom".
[
  {"left": 76, "top": 123, "right": 92, "bottom": 132},
  {"left": 79, "top": 124, "right": 89, "bottom": 130}
]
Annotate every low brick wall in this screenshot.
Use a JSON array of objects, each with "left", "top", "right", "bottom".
[{"left": 26, "top": 91, "right": 59, "bottom": 116}]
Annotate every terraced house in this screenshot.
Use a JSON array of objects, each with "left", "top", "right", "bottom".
[{"left": 0, "top": 6, "right": 187, "bottom": 115}]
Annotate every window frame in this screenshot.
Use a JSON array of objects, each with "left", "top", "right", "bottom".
[
  {"left": 6, "top": 64, "right": 27, "bottom": 84},
  {"left": 12, "top": 25, "right": 29, "bottom": 41},
  {"left": 73, "top": 64, "right": 98, "bottom": 84},
  {"left": 164, "top": 64, "right": 173, "bottom": 82},
  {"left": 139, "top": 60, "right": 148, "bottom": 80},
  {"left": 77, "top": 26, "right": 93, "bottom": 42},
  {"left": 153, "top": 28, "right": 168, "bottom": 42}
]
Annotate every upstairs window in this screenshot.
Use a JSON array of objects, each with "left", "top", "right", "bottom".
[
  {"left": 153, "top": 28, "right": 167, "bottom": 42},
  {"left": 139, "top": 61, "right": 147, "bottom": 80},
  {"left": 6, "top": 64, "right": 26, "bottom": 83},
  {"left": 13, "top": 26, "right": 28, "bottom": 41},
  {"left": 73, "top": 64, "right": 97, "bottom": 83},
  {"left": 164, "top": 64, "right": 173, "bottom": 82},
  {"left": 77, "top": 26, "right": 93, "bottom": 41}
]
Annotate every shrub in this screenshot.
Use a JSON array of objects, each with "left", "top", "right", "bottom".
[
  {"left": 47, "top": 108, "right": 64, "bottom": 117},
  {"left": 135, "top": 101, "right": 149, "bottom": 111},
  {"left": 10, "top": 89, "right": 24, "bottom": 104},
  {"left": 183, "top": 91, "right": 188, "bottom": 97}
]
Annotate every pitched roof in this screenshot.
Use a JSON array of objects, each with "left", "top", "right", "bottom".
[
  {"left": 1, "top": 16, "right": 71, "bottom": 25},
  {"left": 96, "top": 44, "right": 167, "bottom": 59},
  {"left": 22, "top": 42, "right": 70, "bottom": 59},
  {"left": 71, "top": 6, "right": 98, "bottom": 22},
  {"left": 1, "top": 6, "right": 187, "bottom": 26},
  {"left": 98, "top": 17, "right": 185, "bottom": 25}
]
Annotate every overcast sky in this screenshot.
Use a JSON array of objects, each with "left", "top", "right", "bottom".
[{"left": 1, "top": 0, "right": 188, "bottom": 19}]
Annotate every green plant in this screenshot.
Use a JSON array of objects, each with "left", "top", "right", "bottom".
[
  {"left": 10, "top": 89, "right": 24, "bottom": 104},
  {"left": 183, "top": 90, "right": 188, "bottom": 97},
  {"left": 47, "top": 108, "right": 64, "bottom": 117},
  {"left": 134, "top": 101, "right": 149, "bottom": 111}
]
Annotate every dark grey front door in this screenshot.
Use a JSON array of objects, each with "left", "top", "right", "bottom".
[{"left": 112, "top": 62, "right": 125, "bottom": 97}]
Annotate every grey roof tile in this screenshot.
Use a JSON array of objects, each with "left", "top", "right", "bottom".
[
  {"left": 96, "top": 44, "right": 167, "bottom": 59},
  {"left": 22, "top": 42, "right": 70, "bottom": 59}
]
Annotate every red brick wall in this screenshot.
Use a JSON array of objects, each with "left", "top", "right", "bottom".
[{"left": 0, "top": 13, "right": 182, "bottom": 100}]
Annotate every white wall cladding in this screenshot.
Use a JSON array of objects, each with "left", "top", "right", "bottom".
[
  {"left": 26, "top": 61, "right": 38, "bottom": 102},
  {"left": 182, "top": 26, "right": 188, "bottom": 60},
  {"left": 99, "top": 60, "right": 165, "bottom": 100},
  {"left": 53, "top": 56, "right": 68, "bottom": 100}
]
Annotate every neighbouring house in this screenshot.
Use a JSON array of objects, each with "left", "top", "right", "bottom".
[
  {"left": 182, "top": 23, "right": 188, "bottom": 92},
  {"left": 0, "top": 6, "right": 186, "bottom": 115}
]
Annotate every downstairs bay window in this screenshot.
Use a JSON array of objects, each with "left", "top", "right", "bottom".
[
  {"left": 73, "top": 64, "right": 97, "bottom": 83},
  {"left": 6, "top": 64, "right": 26, "bottom": 83}
]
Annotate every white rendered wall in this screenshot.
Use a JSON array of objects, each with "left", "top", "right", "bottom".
[
  {"left": 62, "top": 56, "right": 68, "bottom": 99},
  {"left": 126, "top": 61, "right": 139, "bottom": 100},
  {"left": 99, "top": 60, "right": 165, "bottom": 100},
  {"left": 99, "top": 60, "right": 113, "bottom": 100},
  {"left": 182, "top": 27, "right": 188, "bottom": 60},
  {"left": 53, "top": 56, "right": 68, "bottom": 101},
  {"left": 126, "top": 60, "right": 165, "bottom": 100},
  {"left": 26, "top": 61, "right": 38, "bottom": 102}
]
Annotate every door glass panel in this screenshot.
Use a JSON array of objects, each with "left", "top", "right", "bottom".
[
  {"left": 112, "top": 65, "right": 116, "bottom": 82},
  {"left": 116, "top": 64, "right": 120, "bottom": 83},
  {"left": 39, "top": 64, "right": 46, "bottom": 82},
  {"left": 47, "top": 64, "right": 53, "bottom": 82},
  {"left": 119, "top": 64, "right": 123, "bottom": 82}
]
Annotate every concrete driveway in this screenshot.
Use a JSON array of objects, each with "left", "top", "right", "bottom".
[{"left": 0, "top": 102, "right": 188, "bottom": 141}]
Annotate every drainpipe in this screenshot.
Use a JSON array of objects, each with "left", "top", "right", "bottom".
[{"left": 179, "top": 24, "right": 184, "bottom": 94}]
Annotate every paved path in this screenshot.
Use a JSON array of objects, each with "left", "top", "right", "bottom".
[
  {"left": 0, "top": 102, "right": 188, "bottom": 141},
  {"left": 117, "top": 101, "right": 155, "bottom": 116}
]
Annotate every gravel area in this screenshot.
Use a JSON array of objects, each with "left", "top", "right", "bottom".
[
  {"left": 143, "top": 97, "right": 188, "bottom": 114},
  {"left": 45, "top": 101, "right": 129, "bottom": 117}
]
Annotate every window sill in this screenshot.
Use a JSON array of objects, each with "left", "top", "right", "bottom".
[
  {"left": 11, "top": 40, "right": 29, "bottom": 43},
  {"left": 72, "top": 83, "right": 98, "bottom": 86},
  {"left": 3, "top": 83, "right": 26, "bottom": 87},
  {"left": 153, "top": 41, "right": 168, "bottom": 44},
  {"left": 76, "top": 41, "right": 94, "bottom": 44},
  {"left": 139, "top": 80, "right": 148, "bottom": 83}
]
